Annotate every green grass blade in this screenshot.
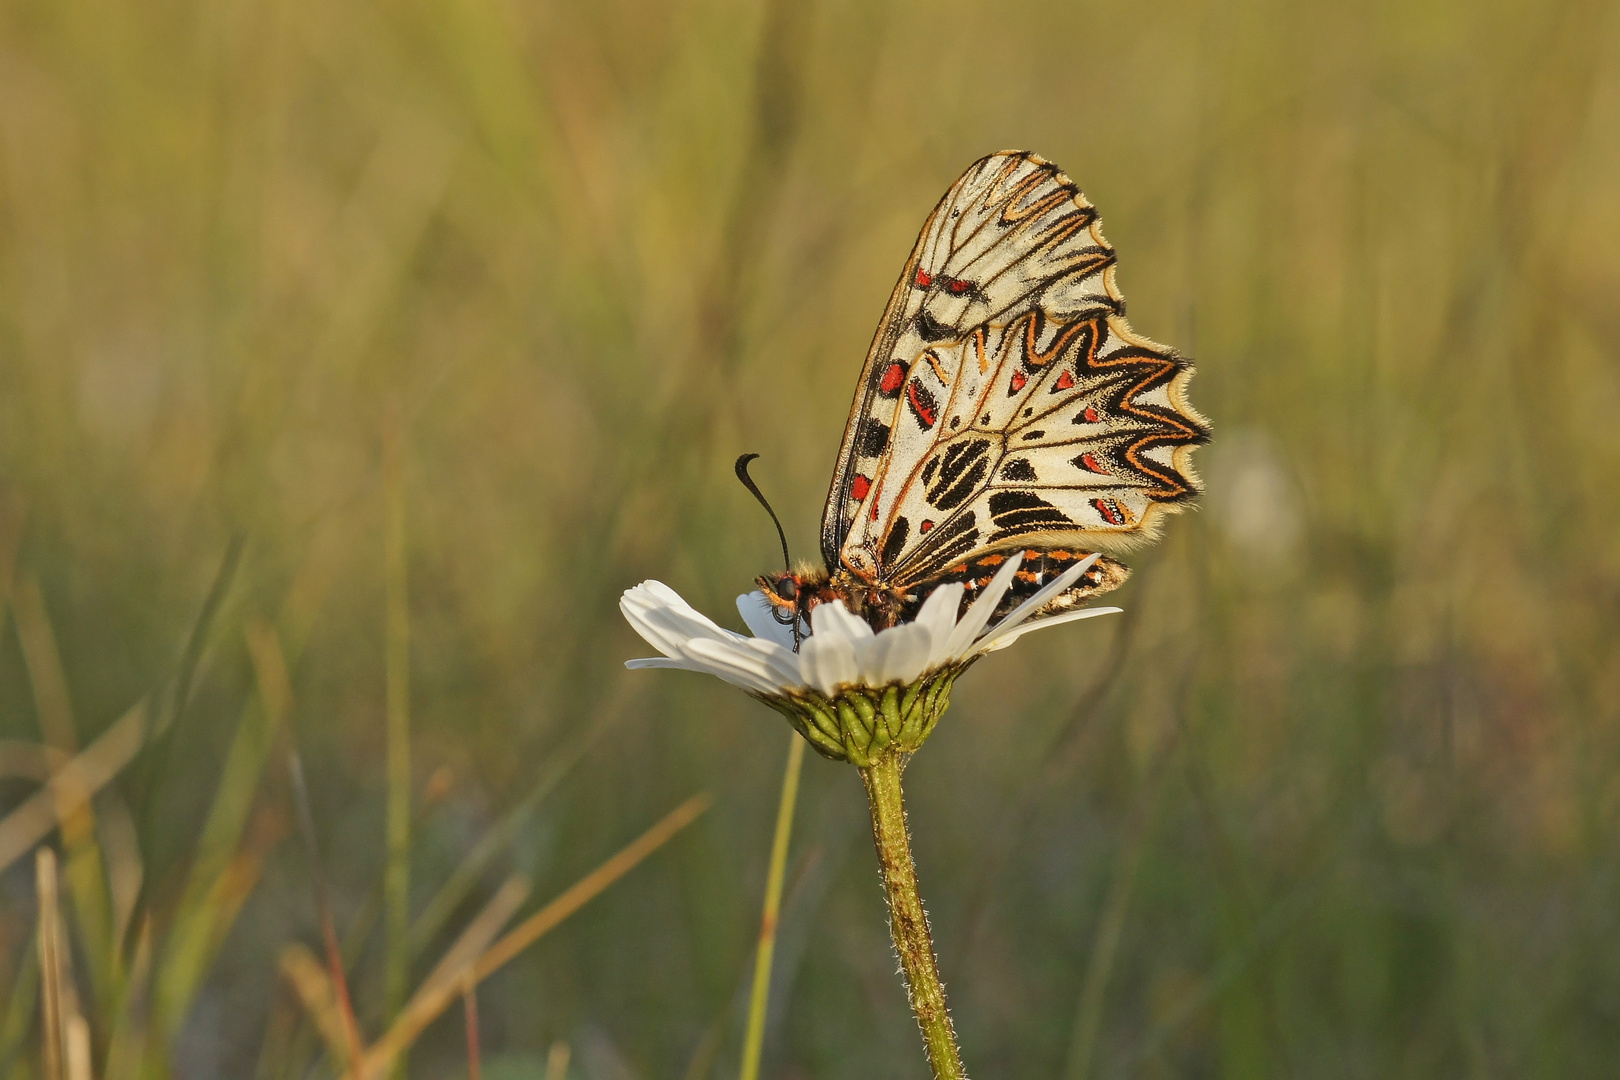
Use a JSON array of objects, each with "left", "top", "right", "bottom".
[
  {"left": 152, "top": 620, "right": 293, "bottom": 1036},
  {"left": 382, "top": 401, "right": 412, "bottom": 1060},
  {"left": 738, "top": 734, "right": 804, "bottom": 1080}
]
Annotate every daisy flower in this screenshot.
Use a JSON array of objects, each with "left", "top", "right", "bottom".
[{"left": 620, "top": 552, "right": 1119, "bottom": 764}]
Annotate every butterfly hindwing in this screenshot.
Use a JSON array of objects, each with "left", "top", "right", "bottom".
[
  {"left": 899, "top": 548, "right": 1132, "bottom": 625},
  {"left": 821, "top": 151, "right": 1208, "bottom": 588}
]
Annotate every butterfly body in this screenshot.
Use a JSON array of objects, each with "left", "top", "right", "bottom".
[
  {"left": 758, "top": 547, "right": 1131, "bottom": 635},
  {"left": 762, "top": 151, "right": 1208, "bottom": 640},
  {"left": 758, "top": 566, "right": 911, "bottom": 632}
]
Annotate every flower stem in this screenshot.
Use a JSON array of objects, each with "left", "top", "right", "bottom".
[
  {"left": 739, "top": 733, "right": 805, "bottom": 1080},
  {"left": 860, "top": 754, "right": 967, "bottom": 1080}
]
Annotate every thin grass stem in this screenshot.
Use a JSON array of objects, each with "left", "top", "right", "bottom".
[
  {"left": 383, "top": 400, "right": 413, "bottom": 1060},
  {"left": 544, "top": 1041, "right": 571, "bottom": 1080},
  {"left": 1062, "top": 748, "right": 1173, "bottom": 1080},
  {"left": 288, "top": 751, "right": 367, "bottom": 1077},
  {"left": 36, "top": 849, "right": 64, "bottom": 1080},
  {"left": 461, "top": 978, "right": 481, "bottom": 1080},
  {"left": 0, "top": 928, "right": 40, "bottom": 1076},
  {"left": 15, "top": 580, "right": 114, "bottom": 1003},
  {"left": 738, "top": 733, "right": 805, "bottom": 1080}
]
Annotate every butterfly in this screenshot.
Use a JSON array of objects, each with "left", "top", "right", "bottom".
[{"left": 757, "top": 151, "right": 1209, "bottom": 635}]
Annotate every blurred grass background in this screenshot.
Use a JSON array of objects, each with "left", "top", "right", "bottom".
[{"left": 1, "top": 0, "right": 1619, "bottom": 1075}]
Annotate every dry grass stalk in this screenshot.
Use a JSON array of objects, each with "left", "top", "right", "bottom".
[
  {"left": 278, "top": 944, "right": 358, "bottom": 1068},
  {"left": 35, "top": 848, "right": 87, "bottom": 1080},
  {"left": 461, "top": 976, "right": 481, "bottom": 1080},
  {"left": 287, "top": 752, "right": 366, "bottom": 1077},
  {"left": 544, "top": 1041, "right": 572, "bottom": 1080},
  {"left": 64, "top": 1016, "right": 92, "bottom": 1080},
  {"left": 36, "top": 849, "right": 65, "bottom": 1080},
  {"left": 357, "top": 792, "right": 712, "bottom": 1079},
  {"left": 413, "top": 874, "right": 531, "bottom": 1004},
  {"left": 0, "top": 703, "right": 149, "bottom": 873}
]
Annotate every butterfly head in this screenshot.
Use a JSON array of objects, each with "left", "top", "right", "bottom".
[
  {"left": 758, "top": 570, "right": 801, "bottom": 613},
  {"left": 758, "top": 565, "right": 832, "bottom": 618},
  {"left": 758, "top": 567, "right": 819, "bottom": 648}
]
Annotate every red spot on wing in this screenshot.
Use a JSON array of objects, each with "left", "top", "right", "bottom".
[
  {"left": 1054, "top": 369, "right": 1076, "bottom": 391},
  {"left": 851, "top": 474, "right": 871, "bottom": 501},
  {"left": 913, "top": 268, "right": 932, "bottom": 288},
  {"left": 906, "top": 380, "right": 938, "bottom": 428},
  {"left": 1081, "top": 406, "right": 1101, "bottom": 423},
  {"left": 947, "top": 278, "right": 974, "bottom": 295},
  {"left": 1092, "top": 498, "right": 1124, "bottom": 525},
  {"left": 1009, "top": 370, "right": 1027, "bottom": 393},
  {"left": 920, "top": 519, "right": 934, "bottom": 532},
  {"left": 880, "top": 362, "right": 906, "bottom": 396},
  {"left": 1078, "top": 453, "right": 1108, "bottom": 474}
]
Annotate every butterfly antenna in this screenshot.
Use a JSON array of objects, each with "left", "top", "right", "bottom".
[{"left": 735, "top": 453, "right": 792, "bottom": 572}]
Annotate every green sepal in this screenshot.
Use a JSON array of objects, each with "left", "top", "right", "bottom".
[
  {"left": 762, "top": 697, "right": 844, "bottom": 760},
  {"left": 900, "top": 681, "right": 924, "bottom": 723},
  {"left": 806, "top": 701, "right": 842, "bottom": 744},
  {"left": 759, "top": 664, "right": 967, "bottom": 765},
  {"left": 852, "top": 694, "right": 890, "bottom": 752},
  {"left": 837, "top": 699, "right": 870, "bottom": 751},
  {"left": 879, "top": 685, "right": 903, "bottom": 740}
]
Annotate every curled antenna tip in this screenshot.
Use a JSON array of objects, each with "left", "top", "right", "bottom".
[{"left": 735, "top": 453, "right": 792, "bottom": 573}]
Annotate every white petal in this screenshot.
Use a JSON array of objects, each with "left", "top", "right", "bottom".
[
  {"left": 810, "top": 601, "right": 875, "bottom": 644},
  {"left": 620, "top": 583, "right": 712, "bottom": 658},
  {"left": 638, "top": 580, "right": 689, "bottom": 608},
  {"left": 981, "top": 605, "right": 1122, "bottom": 652},
  {"left": 976, "top": 554, "right": 1102, "bottom": 650},
  {"left": 636, "top": 604, "right": 745, "bottom": 660},
  {"left": 913, "top": 582, "right": 966, "bottom": 666},
  {"left": 738, "top": 636, "right": 806, "bottom": 688},
  {"left": 940, "top": 554, "right": 1024, "bottom": 660},
  {"left": 621, "top": 581, "right": 800, "bottom": 694},
  {"left": 736, "top": 592, "right": 798, "bottom": 650},
  {"left": 797, "top": 632, "right": 859, "bottom": 697},
  {"left": 625, "top": 656, "right": 697, "bottom": 671},
  {"left": 684, "top": 638, "right": 783, "bottom": 694},
  {"left": 860, "top": 622, "right": 933, "bottom": 685},
  {"left": 624, "top": 652, "right": 769, "bottom": 694}
]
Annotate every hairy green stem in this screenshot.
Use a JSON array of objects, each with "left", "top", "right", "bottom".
[
  {"left": 861, "top": 754, "right": 967, "bottom": 1080},
  {"left": 739, "top": 733, "right": 805, "bottom": 1080}
]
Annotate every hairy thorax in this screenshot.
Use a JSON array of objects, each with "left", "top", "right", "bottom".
[{"left": 758, "top": 566, "right": 911, "bottom": 634}]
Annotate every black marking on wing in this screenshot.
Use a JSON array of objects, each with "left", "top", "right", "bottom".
[
  {"left": 987, "top": 490, "right": 1074, "bottom": 543},
  {"left": 859, "top": 421, "right": 891, "bottom": 458},
  {"left": 925, "top": 439, "right": 993, "bottom": 510},
  {"left": 914, "top": 309, "right": 956, "bottom": 342},
  {"left": 881, "top": 517, "right": 910, "bottom": 567},
  {"left": 894, "top": 510, "right": 979, "bottom": 581},
  {"left": 1000, "top": 458, "right": 1037, "bottom": 482},
  {"left": 906, "top": 380, "right": 939, "bottom": 429}
]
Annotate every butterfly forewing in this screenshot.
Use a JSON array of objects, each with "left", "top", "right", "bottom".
[{"left": 822, "top": 151, "right": 1208, "bottom": 589}]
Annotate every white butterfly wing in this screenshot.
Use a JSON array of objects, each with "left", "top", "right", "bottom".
[{"left": 822, "top": 151, "right": 1208, "bottom": 587}]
